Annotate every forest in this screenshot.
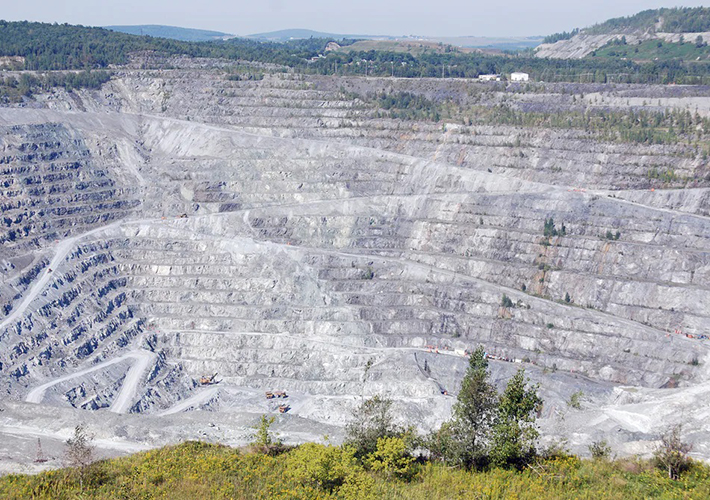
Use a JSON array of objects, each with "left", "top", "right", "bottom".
[{"left": 2, "top": 21, "right": 710, "bottom": 85}]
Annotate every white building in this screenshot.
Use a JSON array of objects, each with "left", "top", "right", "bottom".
[
  {"left": 511, "top": 72, "right": 530, "bottom": 82},
  {"left": 479, "top": 74, "right": 500, "bottom": 82}
]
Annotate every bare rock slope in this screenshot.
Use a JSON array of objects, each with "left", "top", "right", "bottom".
[{"left": 2, "top": 68, "right": 710, "bottom": 469}]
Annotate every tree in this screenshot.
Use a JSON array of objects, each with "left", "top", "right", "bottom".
[
  {"left": 654, "top": 424, "right": 693, "bottom": 480},
  {"left": 490, "top": 368, "right": 542, "bottom": 469},
  {"left": 252, "top": 415, "right": 280, "bottom": 452},
  {"left": 444, "top": 346, "right": 498, "bottom": 469},
  {"left": 501, "top": 294, "right": 514, "bottom": 308},
  {"left": 64, "top": 424, "right": 95, "bottom": 489},
  {"left": 345, "top": 395, "right": 402, "bottom": 458}
]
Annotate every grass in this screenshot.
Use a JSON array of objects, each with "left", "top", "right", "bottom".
[{"left": 1, "top": 441, "right": 710, "bottom": 499}]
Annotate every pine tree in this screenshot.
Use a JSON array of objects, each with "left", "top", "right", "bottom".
[
  {"left": 450, "top": 346, "right": 499, "bottom": 469},
  {"left": 429, "top": 346, "right": 498, "bottom": 469}
]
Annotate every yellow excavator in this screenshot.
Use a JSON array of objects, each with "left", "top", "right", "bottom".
[{"left": 199, "top": 373, "right": 218, "bottom": 385}]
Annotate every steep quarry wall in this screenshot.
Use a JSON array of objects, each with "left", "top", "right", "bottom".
[{"left": 1, "top": 69, "right": 710, "bottom": 466}]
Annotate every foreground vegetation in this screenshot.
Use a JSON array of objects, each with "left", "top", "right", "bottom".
[
  {"left": 1, "top": 349, "right": 705, "bottom": 499},
  {"left": 1, "top": 441, "right": 709, "bottom": 500}
]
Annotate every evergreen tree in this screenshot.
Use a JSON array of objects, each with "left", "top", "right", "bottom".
[
  {"left": 490, "top": 369, "right": 542, "bottom": 469},
  {"left": 452, "top": 346, "right": 498, "bottom": 469},
  {"left": 429, "top": 346, "right": 498, "bottom": 469}
]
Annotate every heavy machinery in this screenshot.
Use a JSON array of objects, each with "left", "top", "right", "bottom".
[
  {"left": 199, "top": 373, "right": 218, "bottom": 385},
  {"left": 278, "top": 404, "right": 290, "bottom": 413}
]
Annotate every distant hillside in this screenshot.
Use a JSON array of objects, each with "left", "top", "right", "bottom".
[
  {"left": 429, "top": 36, "right": 543, "bottom": 51},
  {"left": 247, "top": 28, "right": 386, "bottom": 42},
  {"left": 106, "top": 25, "right": 234, "bottom": 42},
  {"left": 537, "top": 7, "right": 710, "bottom": 60},
  {"left": 587, "top": 7, "right": 710, "bottom": 35},
  {"left": 249, "top": 30, "right": 542, "bottom": 51}
]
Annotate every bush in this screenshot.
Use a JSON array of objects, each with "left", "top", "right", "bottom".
[
  {"left": 588, "top": 440, "right": 613, "bottom": 460},
  {"left": 653, "top": 425, "right": 693, "bottom": 479},
  {"left": 366, "top": 437, "right": 416, "bottom": 479},
  {"left": 252, "top": 415, "right": 276, "bottom": 448},
  {"left": 567, "top": 390, "right": 583, "bottom": 409},
  {"left": 361, "top": 266, "right": 375, "bottom": 280},
  {"left": 285, "top": 443, "right": 361, "bottom": 492},
  {"left": 501, "top": 294, "right": 514, "bottom": 308},
  {"left": 345, "top": 395, "right": 404, "bottom": 458}
]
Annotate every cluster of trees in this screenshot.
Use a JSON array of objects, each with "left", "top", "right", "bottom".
[
  {"left": 459, "top": 105, "right": 710, "bottom": 146},
  {"left": 425, "top": 348, "right": 542, "bottom": 470},
  {"left": 586, "top": 8, "right": 710, "bottom": 35},
  {"left": 373, "top": 91, "right": 441, "bottom": 121},
  {"left": 542, "top": 29, "right": 580, "bottom": 45},
  {"left": 0, "top": 71, "right": 111, "bottom": 102},
  {"left": 660, "top": 7, "right": 710, "bottom": 33},
  {"left": 341, "top": 348, "right": 543, "bottom": 472},
  {"left": 0, "top": 21, "right": 334, "bottom": 70},
  {"left": 365, "top": 88, "right": 710, "bottom": 149},
  {"left": 543, "top": 218, "right": 566, "bottom": 238}
]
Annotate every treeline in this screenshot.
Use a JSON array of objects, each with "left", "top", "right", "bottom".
[
  {"left": 542, "top": 28, "right": 579, "bottom": 44},
  {"left": 0, "top": 71, "right": 111, "bottom": 102},
  {"left": 363, "top": 89, "right": 710, "bottom": 148},
  {"left": 586, "top": 7, "right": 710, "bottom": 35},
  {"left": 463, "top": 105, "right": 710, "bottom": 146},
  {"left": 663, "top": 7, "right": 710, "bottom": 33},
  {"left": 308, "top": 47, "right": 710, "bottom": 85},
  {"left": 5, "top": 20, "right": 710, "bottom": 85},
  {"left": 0, "top": 21, "right": 330, "bottom": 70}
]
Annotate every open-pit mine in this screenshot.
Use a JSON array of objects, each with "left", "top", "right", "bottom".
[{"left": 2, "top": 59, "right": 710, "bottom": 472}]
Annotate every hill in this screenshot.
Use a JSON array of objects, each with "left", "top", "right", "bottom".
[
  {"left": 105, "top": 25, "right": 234, "bottom": 42},
  {"left": 587, "top": 7, "right": 710, "bottom": 35},
  {"left": 247, "top": 30, "right": 542, "bottom": 51},
  {"left": 537, "top": 7, "right": 710, "bottom": 60},
  {"left": 246, "top": 28, "right": 385, "bottom": 41}
]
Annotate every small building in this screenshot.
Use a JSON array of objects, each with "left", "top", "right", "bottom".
[
  {"left": 478, "top": 74, "right": 500, "bottom": 82},
  {"left": 511, "top": 72, "right": 530, "bottom": 82}
]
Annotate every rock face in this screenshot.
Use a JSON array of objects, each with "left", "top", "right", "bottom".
[
  {"left": 1, "top": 67, "right": 710, "bottom": 465},
  {"left": 535, "top": 29, "right": 710, "bottom": 59}
]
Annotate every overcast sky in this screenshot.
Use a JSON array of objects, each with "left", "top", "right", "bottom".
[{"left": 2, "top": 1, "right": 709, "bottom": 37}]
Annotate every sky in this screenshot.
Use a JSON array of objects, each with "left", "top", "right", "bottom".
[{"left": 1, "top": 0, "right": 709, "bottom": 37}]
